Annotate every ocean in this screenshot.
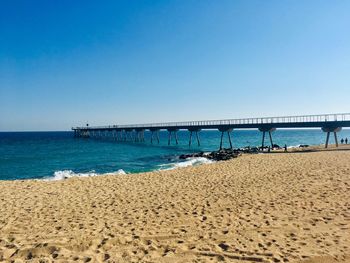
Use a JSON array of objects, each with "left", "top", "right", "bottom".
[{"left": 0, "top": 129, "right": 349, "bottom": 181}]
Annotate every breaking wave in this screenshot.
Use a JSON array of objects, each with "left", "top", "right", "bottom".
[
  {"left": 45, "top": 169, "right": 126, "bottom": 181},
  {"left": 158, "top": 157, "right": 214, "bottom": 170},
  {"left": 45, "top": 157, "right": 213, "bottom": 181}
]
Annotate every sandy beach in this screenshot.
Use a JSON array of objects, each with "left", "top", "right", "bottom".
[{"left": 1, "top": 146, "right": 350, "bottom": 263}]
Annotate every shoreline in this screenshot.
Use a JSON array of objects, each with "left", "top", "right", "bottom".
[
  {"left": 3, "top": 143, "right": 349, "bottom": 182},
  {"left": 1, "top": 146, "right": 349, "bottom": 262}
]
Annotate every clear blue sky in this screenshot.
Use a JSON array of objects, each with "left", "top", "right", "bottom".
[{"left": 1, "top": 0, "right": 349, "bottom": 131}]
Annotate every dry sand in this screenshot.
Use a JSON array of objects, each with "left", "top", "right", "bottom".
[{"left": 0, "top": 146, "right": 350, "bottom": 262}]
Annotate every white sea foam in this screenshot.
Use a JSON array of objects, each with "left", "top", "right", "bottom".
[
  {"left": 46, "top": 157, "right": 212, "bottom": 181},
  {"left": 45, "top": 169, "right": 126, "bottom": 181},
  {"left": 287, "top": 144, "right": 301, "bottom": 149},
  {"left": 158, "top": 157, "right": 214, "bottom": 171}
]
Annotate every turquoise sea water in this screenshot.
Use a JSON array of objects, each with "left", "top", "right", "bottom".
[{"left": 0, "top": 129, "right": 349, "bottom": 180}]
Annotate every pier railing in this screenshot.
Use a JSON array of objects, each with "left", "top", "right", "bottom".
[{"left": 73, "top": 113, "right": 350, "bottom": 130}]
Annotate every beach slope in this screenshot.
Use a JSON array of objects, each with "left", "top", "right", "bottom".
[{"left": 0, "top": 150, "right": 350, "bottom": 262}]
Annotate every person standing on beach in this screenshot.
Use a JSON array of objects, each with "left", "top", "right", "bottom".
[
  {"left": 284, "top": 144, "right": 287, "bottom": 152},
  {"left": 341, "top": 138, "right": 344, "bottom": 144},
  {"left": 346, "top": 138, "right": 348, "bottom": 144}
]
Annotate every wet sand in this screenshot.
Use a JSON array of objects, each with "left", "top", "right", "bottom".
[{"left": 0, "top": 145, "right": 350, "bottom": 262}]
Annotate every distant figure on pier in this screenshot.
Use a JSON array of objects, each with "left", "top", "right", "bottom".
[
  {"left": 346, "top": 138, "right": 348, "bottom": 144},
  {"left": 341, "top": 138, "right": 344, "bottom": 144},
  {"left": 284, "top": 144, "right": 287, "bottom": 152}
]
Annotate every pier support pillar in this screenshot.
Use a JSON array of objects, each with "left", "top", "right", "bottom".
[
  {"left": 168, "top": 132, "right": 171, "bottom": 145},
  {"left": 83, "top": 129, "right": 90, "bottom": 138},
  {"left": 188, "top": 128, "right": 201, "bottom": 146},
  {"left": 135, "top": 129, "right": 145, "bottom": 142},
  {"left": 150, "top": 129, "right": 160, "bottom": 144},
  {"left": 334, "top": 132, "right": 339, "bottom": 147},
  {"left": 132, "top": 130, "right": 136, "bottom": 142},
  {"left": 269, "top": 130, "right": 274, "bottom": 147},
  {"left": 123, "top": 130, "right": 127, "bottom": 141},
  {"left": 262, "top": 131, "right": 265, "bottom": 149},
  {"left": 218, "top": 128, "right": 233, "bottom": 150},
  {"left": 188, "top": 129, "right": 201, "bottom": 147},
  {"left": 141, "top": 130, "right": 145, "bottom": 142},
  {"left": 195, "top": 131, "right": 200, "bottom": 146},
  {"left": 126, "top": 130, "right": 132, "bottom": 141},
  {"left": 134, "top": 130, "right": 138, "bottom": 142},
  {"left": 322, "top": 127, "right": 342, "bottom": 148},
  {"left": 167, "top": 129, "right": 179, "bottom": 145},
  {"left": 259, "top": 127, "right": 276, "bottom": 151}
]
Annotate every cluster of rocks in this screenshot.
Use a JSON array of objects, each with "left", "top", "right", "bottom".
[
  {"left": 179, "top": 147, "right": 262, "bottom": 162},
  {"left": 206, "top": 149, "right": 240, "bottom": 161},
  {"left": 178, "top": 143, "right": 310, "bottom": 162}
]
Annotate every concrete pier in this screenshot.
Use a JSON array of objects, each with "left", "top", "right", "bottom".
[{"left": 73, "top": 113, "right": 350, "bottom": 149}]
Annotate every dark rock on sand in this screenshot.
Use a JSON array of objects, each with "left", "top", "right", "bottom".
[
  {"left": 180, "top": 146, "right": 263, "bottom": 162},
  {"left": 207, "top": 149, "right": 240, "bottom": 161}
]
